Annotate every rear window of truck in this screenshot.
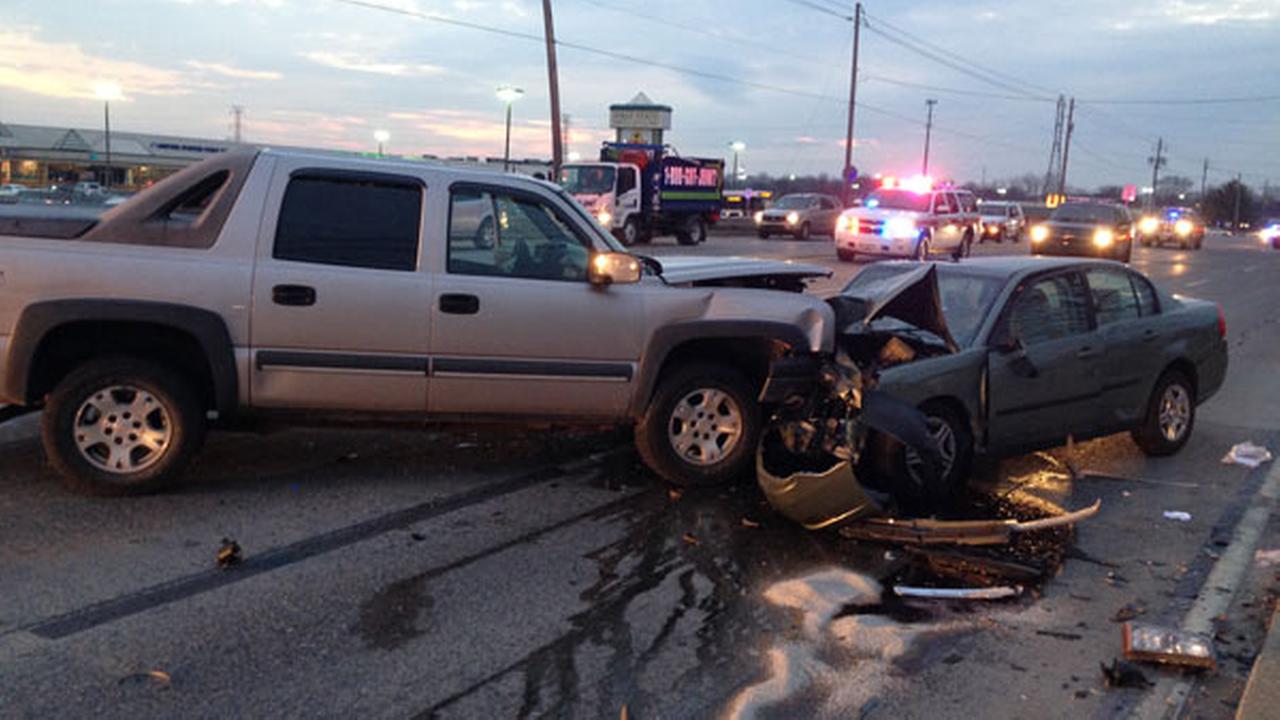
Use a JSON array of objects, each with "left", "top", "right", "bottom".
[{"left": 273, "top": 174, "right": 422, "bottom": 271}]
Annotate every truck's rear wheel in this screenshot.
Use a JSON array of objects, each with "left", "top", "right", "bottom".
[
  {"left": 42, "top": 357, "right": 205, "bottom": 496},
  {"left": 615, "top": 217, "right": 641, "bottom": 247},
  {"left": 676, "top": 217, "right": 706, "bottom": 246},
  {"left": 635, "top": 363, "right": 760, "bottom": 487}
]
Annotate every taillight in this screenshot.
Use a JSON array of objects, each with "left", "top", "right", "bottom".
[{"left": 1217, "top": 304, "right": 1227, "bottom": 340}]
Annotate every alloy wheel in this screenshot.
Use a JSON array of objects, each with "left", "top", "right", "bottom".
[
  {"left": 73, "top": 385, "right": 172, "bottom": 474},
  {"left": 1158, "top": 383, "right": 1192, "bottom": 443},
  {"left": 667, "top": 388, "right": 744, "bottom": 467}
]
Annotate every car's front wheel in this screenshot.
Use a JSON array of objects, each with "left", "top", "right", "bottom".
[
  {"left": 42, "top": 357, "right": 206, "bottom": 496},
  {"left": 837, "top": 247, "right": 856, "bottom": 262},
  {"left": 635, "top": 363, "right": 760, "bottom": 487},
  {"left": 1131, "top": 370, "right": 1195, "bottom": 456},
  {"left": 795, "top": 222, "right": 811, "bottom": 241}
]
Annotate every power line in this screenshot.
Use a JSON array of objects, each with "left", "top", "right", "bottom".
[
  {"left": 783, "top": 0, "right": 854, "bottom": 21},
  {"left": 1078, "top": 94, "right": 1280, "bottom": 105},
  {"left": 860, "top": 23, "right": 1053, "bottom": 101},
  {"left": 859, "top": 72, "right": 1054, "bottom": 102}
]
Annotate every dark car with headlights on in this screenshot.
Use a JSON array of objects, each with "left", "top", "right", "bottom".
[
  {"left": 1257, "top": 218, "right": 1279, "bottom": 249},
  {"left": 1138, "top": 207, "right": 1204, "bottom": 250},
  {"left": 1029, "top": 202, "right": 1135, "bottom": 262},
  {"left": 755, "top": 193, "right": 843, "bottom": 240},
  {"left": 757, "top": 257, "right": 1229, "bottom": 528}
]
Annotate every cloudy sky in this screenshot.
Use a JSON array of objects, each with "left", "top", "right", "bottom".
[{"left": 1, "top": 0, "right": 1276, "bottom": 189}]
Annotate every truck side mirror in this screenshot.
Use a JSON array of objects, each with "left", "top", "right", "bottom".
[{"left": 588, "top": 252, "right": 642, "bottom": 287}]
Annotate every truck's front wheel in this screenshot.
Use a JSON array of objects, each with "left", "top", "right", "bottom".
[
  {"left": 42, "top": 357, "right": 206, "bottom": 496},
  {"left": 635, "top": 363, "right": 760, "bottom": 487},
  {"left": 615, "top": 217, "right": 641, "bottom": 247}
]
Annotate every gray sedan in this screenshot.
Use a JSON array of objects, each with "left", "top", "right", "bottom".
[{"left": 759, "top": 257, "right": 1229, "bottom": 527}]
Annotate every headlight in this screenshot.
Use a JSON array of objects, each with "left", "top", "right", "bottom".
[
  {"left": 1139, "top": 217, "right": 1159, "bottom": 234},
  {"left": 1030, "top": 225, "right": 1049, "bottom": 243},
  {"left": 836, "top": 214, "right": 856, "bottom": 233},
  {"left": 786, "top": 211, "right": 800, "bottom": 225},
  {"left": 884, "top": 217, "right": 916, "bottom": 239},
  {"left": 753, "top": 211, "right": 764, "bottom": 224},
  {"left": 1093, "top": 228, "right": 1115, "bottom": 248},
  {"left": 596, "top": 209, "right": 612, "bottom": 226},
  {"left": 1175, "top": 219, "right": 1192, "bottom": 236},
  {"left": 985, "top": 223, "right": 998, "bottom": 234}
]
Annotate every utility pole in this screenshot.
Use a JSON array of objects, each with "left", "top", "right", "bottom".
[
  {"left": 1148, "top": 137, "right": 1165, "bottom": 209},
  {"left": 1042, "top": 95, "right": 1066, "bottom": 196},
  {"left": 1232, "top": 172, "right": 1243, "bottom": 232},
  {"left": 541, "top": 0, "right": 564, "bottom": 179},
  {"left": 922, "top": 98, "right": 937, "bottom": 176},
  {"left": 103, "top": 100, "right": 112, "bottom": 190},
  {"left": 1200, "top": 157, "right": 1209, "bottom": 203},
  {"left": 231, "top": 105, "right": 244, "bottom": 144},
  {"left": 840, "top": 2, "right": 861, "bottom": 206},
  {"left": 1057, "top": 97, "right": 1075, "bottom": 197}
]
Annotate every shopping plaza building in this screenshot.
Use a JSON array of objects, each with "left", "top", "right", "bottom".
[{"left": 0, "top": 122, "right": 549, "bottom": 191}]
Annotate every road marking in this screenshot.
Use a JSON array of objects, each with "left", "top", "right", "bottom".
[
  {"left": 1184, "top": 279, "right": 1209, "bottom": 288},
  {"left": 1131, "top": 457, "right": 1280, "bottom": 720}
]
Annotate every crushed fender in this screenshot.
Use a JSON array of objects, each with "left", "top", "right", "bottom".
[{"left": 838, "top": 499, "right": 1101, "bottom": 546}]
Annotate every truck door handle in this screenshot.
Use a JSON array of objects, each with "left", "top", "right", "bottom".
[
  {"left": 272, "top": 284, "right": 316, "bottom": 306},
  {"left": 1076, "top": 345, "right": 1101, "bottom": 359},
  {"left": 439, "top": 293, "right": 480, "bottom": 315}
]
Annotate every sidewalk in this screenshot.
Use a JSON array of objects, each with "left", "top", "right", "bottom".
[{"left": 1237, "top": 606, "right": 1280, "bottom": 719}]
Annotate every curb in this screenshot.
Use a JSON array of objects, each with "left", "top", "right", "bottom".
[{"left": 1236, "top": 600, "right": 1280, "bottom": 718}]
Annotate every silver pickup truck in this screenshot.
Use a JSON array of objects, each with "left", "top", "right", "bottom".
[{"left": 0, "top": 148, "right": 834, "bottom": 495}]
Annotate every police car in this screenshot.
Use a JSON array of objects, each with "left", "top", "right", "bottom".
[{"left": 834, "top": 177, "right": 980, "bottom": 262}]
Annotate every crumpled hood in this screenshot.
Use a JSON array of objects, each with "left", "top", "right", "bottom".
[
  {"left": 826, "top": 263, "right": 959, "bottom": 352},
  {"left": 654, "top": 255, "right": 831, "bottom": 285}
]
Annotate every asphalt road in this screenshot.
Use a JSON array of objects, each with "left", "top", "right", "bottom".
[{"left": 2, "top": 231, "right": 1278, "bottom": 719}]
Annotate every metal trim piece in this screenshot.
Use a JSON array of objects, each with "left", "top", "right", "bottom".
[
  {"left": 255, "top": 351, "right": 429, "bottom": 373},
  {"left": 432, "top": 357, "right": 634, "bottom": 381}
]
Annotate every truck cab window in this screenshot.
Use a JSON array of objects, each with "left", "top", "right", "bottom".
[
  {"left": 617, "top": 168, "right": 636, "bottom": 195},
  {"left": 448, "top": 188, "right": 591, "bottom": 282},
  {"left": 273, "top": 175, "right": 421, "bottom": 271}
]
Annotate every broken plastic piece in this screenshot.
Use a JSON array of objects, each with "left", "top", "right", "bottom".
[
  {"left": 1100, "top": 659, "right": 1152, "bottom": 689},
  {"left": 1122, "top": 622, "right": 1216, "bottom": 670},
  {"left": 1254, "top": 549, "right": 1280, "bottom": 566},
  {"left": 216, "top": 538, "right": 243, "bottom": 569},
  {"left": 893, "top": 585, "right": 1020, "bottom": 600},
  {"left": 1222, "top": 442, "right": 1273, "bottom": 468},
  {"left": 1162, "top": 511, "right": 1192, "bottom": 522},
  {"left": 841, "top": 500, "right": 1101, "bottom": 546}
]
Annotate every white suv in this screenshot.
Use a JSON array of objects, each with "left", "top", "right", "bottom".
[{"left": 835, "top": 186, "right": 980, "bottom": 262}]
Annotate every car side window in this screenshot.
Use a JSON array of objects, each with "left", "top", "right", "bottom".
[
  {"left": 932, "top": 194, "right": 953, "bottom": 214},
  {"left": 447, "top": 187, "right": 591, "bottom": 282},
  {"left": 959, "top": 193, "right": 977, "bottom": 213},
  {"left": 1086, "top": 268, "right": 1141, "bottom": 326},
  {"left": 274, "top": 174, "right": 422, "bottom": 271},
  {"left": 1007, "top": 273, "right": 1092, "bottom": 346},
  {"left": 1131, "top": 273, "right": 1159, "bottom": 316}
]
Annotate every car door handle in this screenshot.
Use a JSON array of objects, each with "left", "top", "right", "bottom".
[
  {"left": 1076, "top": 345, "right": 1102, "bottom": 359},
  {"left": 272, "top": 284, "right": 316, "bottom": 307},
  {"left": 439, "top": 293, "right": 480, "bottom": 315}
]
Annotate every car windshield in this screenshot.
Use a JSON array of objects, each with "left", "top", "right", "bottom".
[
  {"left": 773, "top": 195, "right": 813, "bottom": 209},
  {"left": 841, "top": 264, "right": 1004, "bottom": 347},
  {"left": 980, "top": 202, "right": 1009, "bottom": 214},
  {"left": 864, "top": 190, "right": 930, "bottom": 212},
  {"left": 1051, "top": 203, "right": 1119, "bottom": 224},
  {"left": 558, "top": 166, "right": 615, "bottom": 195}
]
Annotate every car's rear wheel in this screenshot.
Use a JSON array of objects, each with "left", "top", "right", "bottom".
[
  {"left": 42, "top": 357, "right": 206, "bottom": 496},
  {"left": 1131, "top": 370, "right": 1195, "bottom": 456},
  {"left": 635, "top": 363, "right": 760, "bottom": 487}
]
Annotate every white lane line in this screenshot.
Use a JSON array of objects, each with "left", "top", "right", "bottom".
[
  {"left": 1131, "top": 458, "right": 1280, "bottom": 720},
  {"left": 1184, "top": 279, "right": 1209, "bottom": 288}
]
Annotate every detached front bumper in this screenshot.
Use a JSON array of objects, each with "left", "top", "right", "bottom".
[{"left": 757, "top": 451, "right": 883, "bottom": 529}]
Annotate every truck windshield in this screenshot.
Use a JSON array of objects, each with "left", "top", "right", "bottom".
[
  {"left": 559, "top": 166, "right": 615, "bottom": 195},
  {"left": 864, "top": 190, "right": 930, "bottom": 212}
]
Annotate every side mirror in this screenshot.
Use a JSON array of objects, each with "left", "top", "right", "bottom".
[{"left": 588, "top": 252, "right": 642, "bottom": 287}]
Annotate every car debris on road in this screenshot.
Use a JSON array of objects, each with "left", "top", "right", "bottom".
[
  {"left": 1123, "top": 622, "right": 1217, "bottom": 670},
  {"left": 1222, "top": 441, "right": 1274, "bottom": 468},
  {"left": 838, "top": 500, "right": 1102, "bottom": 546},
  {"left": 892, "top": 585, "right": 1021, "bottom": 600},
  {"left": 216, "top": 538, "right": 243, "bottom": 569}
]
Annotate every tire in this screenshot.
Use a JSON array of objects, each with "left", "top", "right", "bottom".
[
  {"left": 41, "top": 356, "right": 206, "bottom": 496},
  {"left": 1131, "top": 370, "right": 1196, "bottom": 456},
  {"left": 914, "top": 235, "right": 930, "bottom": 261},
  {"left": 758, "top": 232, "right": 771, "bottom": 239},
  {"left": 837, "top": 247, "right": 856, "bottom": 263},
  {"left": 635, "top": 363, "right": 761, "bottom": 487},
  {"left": 795, "top": 222, "right": 811, "bottom": 241},
  {"left": 617, "top": 218, "right": 641, "bottom": 247},
  {"left": 874, "top": 401, "right": 974, "bottom": 506},
  {"left": 676, "top": 217, "right": 706, "bottom": 246}
]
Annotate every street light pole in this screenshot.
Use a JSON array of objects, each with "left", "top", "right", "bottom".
[
  {"left": 922, "top": 99, "right": 937, "bottom": 176},
  {"left": 841, "top": 2, "right": 861, "bottom": 206},
  {"left": 730, "top": 141, "right": 745, "bottom": 189},
  {"left": 496, "top": 87, "right": 525, "bottom": 173},
  {"left": 93, "top": 82, "right": 122, "bottom": 190},
  {"left": 374, "top": 129, "right": 389, "bottom": 157}
]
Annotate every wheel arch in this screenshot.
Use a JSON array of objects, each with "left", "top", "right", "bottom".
[
  {"left": 630, "top": 321, "right": 807, "bottom": 418},
  {"left": 4, "top": 300, "right": 237, "bottom": 415}
]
